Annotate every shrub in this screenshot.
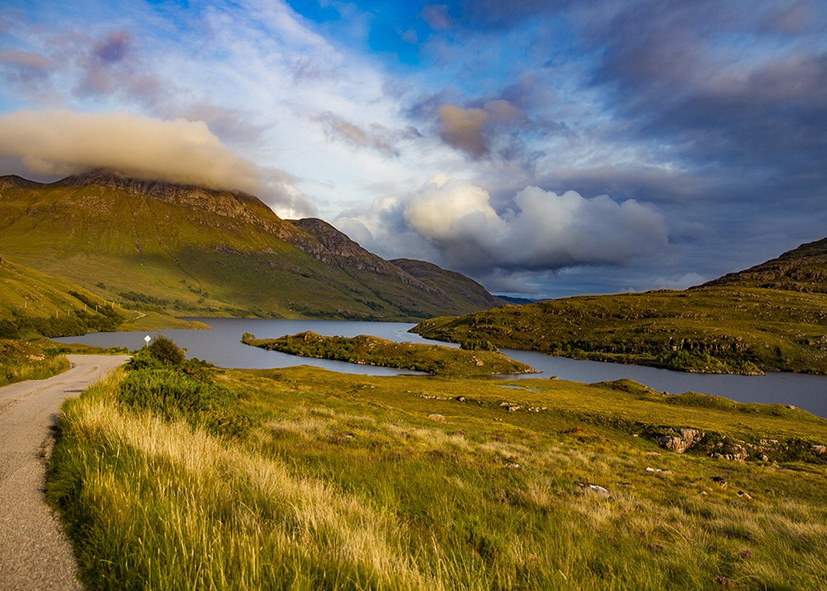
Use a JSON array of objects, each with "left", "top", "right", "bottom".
[
  {"left": 147, "top": 335, "right": 185, "bottom": 366},
  {"left": 460, "top": 338, "right": 499, "bottom": 352},
  {"left": 118, "top": 368, "right": 247, "bottom": 435}
]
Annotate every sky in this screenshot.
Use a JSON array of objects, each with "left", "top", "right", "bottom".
[{"left": 0, "top": 0, "right": 825, "bottom": 298}]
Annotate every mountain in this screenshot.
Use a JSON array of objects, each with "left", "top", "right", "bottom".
[
  {"left": 704, "top": 237, "right": 827, "bottom": 293},
  {"left": 389, "top": 258, "right": 504, "bottom": 309},
  {"left": 413, "top": 238, "right": 827, "bottom": 375},
  {"left": 0, "top": 170, "right": 499, "bottom": 321}
]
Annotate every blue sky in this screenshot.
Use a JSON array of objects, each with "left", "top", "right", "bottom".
[{"left": 1, "top": 0, "right": 826, "bottom": 297}]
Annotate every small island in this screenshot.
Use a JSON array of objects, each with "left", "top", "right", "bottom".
[{"left": 242, "top": 331, "right": 537, "bottom": 378}]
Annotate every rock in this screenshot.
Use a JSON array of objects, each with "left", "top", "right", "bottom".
[
  {"left": 737, "top": 490, "right": 753, "bottom": 500},
  {"left": 711, "top": 476, "right": 728, "bottom": 489},
  {"left": 577, "top": 482, "right": 610, "bottom": 496},
  {"left": 457, "top": 396, "right": 466, "bottom": 402},
  {"left": 812, "top": 444, "right": 827, "bottom": 455},
  {"left": 657, "top": 428, "right": 704, "bottom": 453},
  {"left": 427, "top": 414, "right": 445, "bottom": 422},
  {"left": 549, "top": 376, "right": 558, "bottom": 380},
  {"left": 729, "top": 444, "right": 749, "bottom": 461},
  {"left": 508, "top": 406, "right": 521, "bottom": 412}
]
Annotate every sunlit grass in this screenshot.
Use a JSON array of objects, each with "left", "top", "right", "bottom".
[
  {"left": 0, "top": 339, "right": 70, "bottom": 387},
  {"left": 48, "top": 364, "right": 827, "bottom": 590}
]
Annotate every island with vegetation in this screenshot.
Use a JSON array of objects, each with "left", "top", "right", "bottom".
[
  {"left": 46, "top": 337, "right": 827, "bottom": 590},
  {"left": 242, "top": 331, "right": 537, "bottom": 377}
]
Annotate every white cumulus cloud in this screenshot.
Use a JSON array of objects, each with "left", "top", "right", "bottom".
[{"left": 336, "top": 176, "right": 669, "bottom": 273}]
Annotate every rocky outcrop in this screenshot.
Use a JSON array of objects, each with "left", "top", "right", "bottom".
[
  {"left": 657, "top": 428, "right": 704, "bottom": 453},
  {"left": 704, "top": 236, "right": 827, "bottom": 293},
  {"left": 288, "top": 218, "right": 437, "bottom": 292}
]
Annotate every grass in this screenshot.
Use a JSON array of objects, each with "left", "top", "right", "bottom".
[
  {"left": 243, "top": 332, "right": 537, "bottom": 377},
  {"left": 0, "top": 339, "right": 70, "bottom": 386},
  {"left": 0, "top": 257, "right": 204, "bottom": 337},
  {"left": 413, "top": 286, "right": 827, "bottom": 375},
  {"left": 47, "top": 343, "right": 827, "bottom": 590}
]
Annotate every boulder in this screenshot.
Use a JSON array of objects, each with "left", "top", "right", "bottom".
[{"left": 657, "top": 428, "right": 704, "bottom": 453}]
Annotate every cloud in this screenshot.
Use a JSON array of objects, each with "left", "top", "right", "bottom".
[
  {"left": 0, "top": 50, "right": 57, "bottom": 73},
  {"left": 438, "top": 104, "right": 489, "bottom": 157},
  {"left": 92, "top": 30, "right": 132, "bottom": 64},
  {"left": 0, "top": 109, "right": 314, "bottom": 217},
  {"left": 421, "top": 5, "right": 454, "bottom": 31},
  {"left": 313, "top": 111, "right": 420, "bottom": 156},
  {"left": 337, "top": 175, "right": 669, "bottom": 274},
  {"left": 437, "top": 100, "right": 523, "bottom": 158}
]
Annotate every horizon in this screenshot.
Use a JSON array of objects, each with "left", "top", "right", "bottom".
[{"left": 1, "top": 0, "right": 825, "bottom": 299}]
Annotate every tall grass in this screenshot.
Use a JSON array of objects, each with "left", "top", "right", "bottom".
[
  {"left": 0, "top": 339, "right": 70, "bottom": 387},
  {"left": 47, "top": 363, "right": 827, "bottom": 590}
]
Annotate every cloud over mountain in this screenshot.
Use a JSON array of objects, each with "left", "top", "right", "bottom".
[
  {"left": 0, "top": 109, "right": 313, "bottom": 217},
  {"left": 337, "top": 175, "right": 668, "bottom": 275}
]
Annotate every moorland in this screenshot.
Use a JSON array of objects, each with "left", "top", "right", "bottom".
[{"left": 46, "top": 339, "right": 827, "bottom": 590}]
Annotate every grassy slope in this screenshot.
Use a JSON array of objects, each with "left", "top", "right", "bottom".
[
  {"left": 0, "top": 177, "right": 496, "bottom": 321},
  {"left": 0, "top": 257, "right": 202, "bottom": 336},
  {"left": 0, "top": 339, "right": 70, "bottom": 386},
  {"left": 413, "top": 286, "right": 827, "bottom": 374},
  {"left": 48, "top": 360, "right": 827, "bottom": 590},
  {"left": 243, "top": 332, "right": 537, "bottom": 377}
]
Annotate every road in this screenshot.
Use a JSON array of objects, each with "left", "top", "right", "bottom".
[{"left": 0, "top": 355, "right": 130, "bottom": 591}]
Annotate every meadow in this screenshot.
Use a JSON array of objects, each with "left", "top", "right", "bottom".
[{"left": 46, "top": 339, "right": 827, "bottom": 590}]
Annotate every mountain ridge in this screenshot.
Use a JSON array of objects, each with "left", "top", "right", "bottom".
[
  {"left": 703, "top": 237, "right": 827, "bottom": 293},
  {"left": 0, "top": 170, "right": 500, "bottom": 322}
]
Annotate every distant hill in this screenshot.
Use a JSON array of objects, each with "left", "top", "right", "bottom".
[
  {"left": 413, "top": 238, "right": 827, "bottom": 375},
  {"left": 704, "top": 237, "right": 827, "bottom": 293},
  {"left": 0, "top": 170, "right": 499, "bottom": 321},
  {"left": 495, "top": 295, "right": 540, "bottom": 305}
]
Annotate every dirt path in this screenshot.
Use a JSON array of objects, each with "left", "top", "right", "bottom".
[{"left": 0, "top": 355, "right": 130, "bottom": 591}]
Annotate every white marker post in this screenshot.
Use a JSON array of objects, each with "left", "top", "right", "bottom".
[{"left": 144, "top": 335, "right": 152, "bottom": 347}]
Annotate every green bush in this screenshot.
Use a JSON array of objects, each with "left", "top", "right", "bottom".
[
  {"left": 118, "top": 368, "right": 247, "bottom": 435},
  {"left": 460, "top": 338, "right": 499, "bottom": 352},
  {"left": 147, "top": 335, "right": 185, "bottom": 366}
]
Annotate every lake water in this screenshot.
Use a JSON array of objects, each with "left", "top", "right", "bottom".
[{"left": 54, "top": 318, "right": 827, "bottom": 418}]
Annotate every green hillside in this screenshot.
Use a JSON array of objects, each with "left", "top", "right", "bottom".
[
  {"left": 706, "top": 237, "right": 827, "bottom": 293},
  {"left": 413, "top": 280, "right": 827, "bottom": 375},
  {"left": 0, "top": 256, "right": 201, "bottom": 338},
  {"left": 0, "top": 171, "right": 499, "bottom": 322}
]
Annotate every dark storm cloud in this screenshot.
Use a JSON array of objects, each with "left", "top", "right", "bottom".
[
  {"left": 586, "top": 0, "right": 827, "bottom": 193},
  {"left": 547, "top": 165, "right": 712, "bottom": 204}
]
